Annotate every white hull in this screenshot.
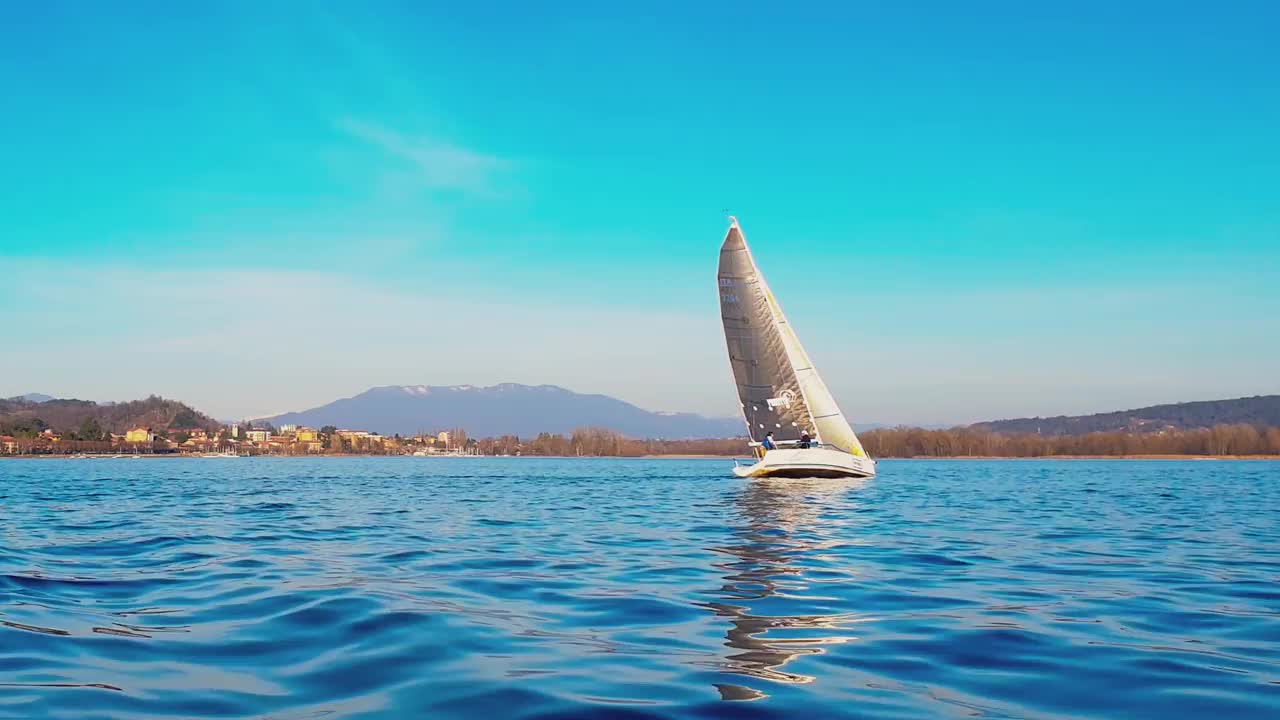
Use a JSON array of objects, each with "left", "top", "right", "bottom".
[{"left": 733, "top": 447, "right": 876, "bottom": 479}]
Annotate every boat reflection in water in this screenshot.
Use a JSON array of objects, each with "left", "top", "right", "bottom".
[{"left": 705, "top": 477, "right": 872, "bottom": 701}]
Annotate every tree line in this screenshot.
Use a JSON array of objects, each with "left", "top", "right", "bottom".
[
  {"left": 859, "top": 423, "right": 1280, "bottom": 457},
  {"left": 477, "top": 428, "right": 748, "bottom": 457},
  {"left": 472, "top": 424, "right": 1280, "bottom": 458}
]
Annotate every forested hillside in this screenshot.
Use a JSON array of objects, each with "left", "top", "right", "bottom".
[
  {"left": 971, "top": 395, "right": 1280, "bottom": 436},
  {"left": 0, "top": 396, "right": 221, "bottom": 440}
]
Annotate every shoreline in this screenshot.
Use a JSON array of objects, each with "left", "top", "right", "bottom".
[
  {"left": 4, "top": 454, "right": 1278, "bottom": 461},
  {"left": 891, "top": 454, "right": 1280, "bottom": 461}
]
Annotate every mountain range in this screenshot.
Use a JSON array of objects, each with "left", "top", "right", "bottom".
[
  {"left": 259, "top": 384, "right": 745, "bottom": 438},
  {"left": 262, "top": 388, "right": 1280, "bottom": 439},
  {"left": 9, "top": 387, "right": 1279, "bottom": 441}
]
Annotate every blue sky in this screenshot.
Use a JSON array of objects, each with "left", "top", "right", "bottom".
[{"left": 2, "top": 1, "right": 1278, "bottom": 425}]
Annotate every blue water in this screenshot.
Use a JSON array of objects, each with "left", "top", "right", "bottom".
[{"left": 1, "top": 458, "right": 1278, "bottom": 719}]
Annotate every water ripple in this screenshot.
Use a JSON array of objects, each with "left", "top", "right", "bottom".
[{"left": 1, "top": 457, "right": 1278, "bottom": 718}]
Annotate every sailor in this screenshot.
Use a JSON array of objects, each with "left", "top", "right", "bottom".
[
  {"left": 762, "top": 432, "right": 776, "bottom": 451},
  {"left": 799, "top": 432, "right": 812, "bottom": 449}
]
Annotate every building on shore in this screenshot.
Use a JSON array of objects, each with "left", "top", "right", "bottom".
[
  {"left": 168, "top": 427, "right": 207, "bottom": 440},
  {"left": 125, "top": 427, "right": 154, "bottom": 443}
]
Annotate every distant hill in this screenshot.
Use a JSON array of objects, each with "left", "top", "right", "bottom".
[
  {"left": 260, "top": 384, "right": 745, "bottom": 439},
  {"left": 7, "top": 393, "right": 54, "bottom": 403},
  {"left": 0, "top": 395, "right": 221, "bottom": 437},
  {"left": 971, "top": 395, "right": 1280, "bottom": 436}
]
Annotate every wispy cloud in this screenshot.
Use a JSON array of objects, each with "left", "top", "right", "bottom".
[
  {"left": 0, "top": 261, "right": 726, "bottom": 420},
  {"left": 336, "top": 118, "right": 505, "bottom": 194}
]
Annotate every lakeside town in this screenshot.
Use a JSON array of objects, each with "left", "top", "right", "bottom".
[
  {"left": 0, "top": 422, "right": 750, "bottom": 458},
  {"left": 0, "top": 423, "right": 484, "bottom": 457}
]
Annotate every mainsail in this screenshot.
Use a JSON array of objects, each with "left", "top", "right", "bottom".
[{"left": 718, "top": 219, "right": 868, "bottom": 457}]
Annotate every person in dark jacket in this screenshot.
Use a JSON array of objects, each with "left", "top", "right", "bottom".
[
  {"left": 799, "top": 432, "right": 812, "bottom": 449},
  {"left": 762, "top": 432, "right": 776, "bottom": 451}
]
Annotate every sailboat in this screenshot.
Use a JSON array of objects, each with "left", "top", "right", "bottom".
[{"left": 718, "top": 217, "right": 877, "bottom": 479}]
